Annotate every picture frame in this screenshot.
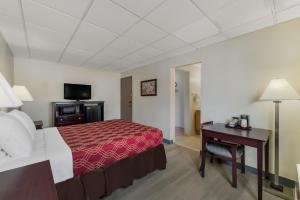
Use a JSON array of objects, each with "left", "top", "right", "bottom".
[{"left": 141, "top": 79, "right": 157, "bottom": 96}]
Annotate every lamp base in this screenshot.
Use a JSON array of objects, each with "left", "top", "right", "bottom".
[
  {"left": 270, "top": 182, "right": 284, "bottom": 192},
  {"left": 264, "top": 180, "right": 294, "bottom": 200}
]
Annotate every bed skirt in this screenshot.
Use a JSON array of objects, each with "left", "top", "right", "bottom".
[{"left": 55, "top": 144, "right": 167, "bottom": 200}]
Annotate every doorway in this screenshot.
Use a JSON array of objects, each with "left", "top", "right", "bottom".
[
  {"left": 174, "top": 63, "right": 201, "bottom": 151},
  {"left": 121, "top": 76, "right": 132, "bottom": 121}
]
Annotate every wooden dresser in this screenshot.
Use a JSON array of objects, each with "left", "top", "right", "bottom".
[{"left": 0, "top": 161, "right": 58, "bottom": 200}]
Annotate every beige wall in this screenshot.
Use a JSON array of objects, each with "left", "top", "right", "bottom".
[
  {"left": 14, "top": 58, "right": 121, "bottom": 127},
  {"left": 122, "top": 17, "right": 300, "bottom": 181},
  {"left": 0, "top": 33, "right": 14, "bottom": 85}
]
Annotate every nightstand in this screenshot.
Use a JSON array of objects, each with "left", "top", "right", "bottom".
[
  {"left": 34, "top": 120, "right": 43, "bottom": 129},
  {"left": 0, "top": 161, "right": 58, "bottom": 200}
]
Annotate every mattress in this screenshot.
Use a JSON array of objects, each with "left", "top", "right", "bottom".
[
  {"left": 58, "top": 119, "right": 163, "bottom": 176},
  {"left": 0, "top": 128, "right": 73, "bottom": 183}
]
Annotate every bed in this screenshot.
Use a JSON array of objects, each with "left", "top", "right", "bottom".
[
  {"left": 0, "top": 119, "right": 167, "bottom": 200},
  {"left": 58, "top": 119, "right": 164, "bottom": 176}
]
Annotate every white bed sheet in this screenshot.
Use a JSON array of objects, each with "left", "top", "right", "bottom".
[{"left": 0, "top": 127, "right": 73, "bottom": 183}]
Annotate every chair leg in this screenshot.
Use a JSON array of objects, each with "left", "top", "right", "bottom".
[
  {"left": 232, "top": 147, "right": 237, "bottom": 188},
  {"left": 241, "top": 150, "right": 245, "bottom": 174},
  {"left": 210, "top": 155, "right": 214, "bottom": 163}
]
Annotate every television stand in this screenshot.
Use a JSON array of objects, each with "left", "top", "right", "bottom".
[{"left": 52, "top": 101, "right": 104, "bottom": 127}]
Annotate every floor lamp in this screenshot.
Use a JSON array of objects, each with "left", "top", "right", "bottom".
[{"left": 260, "top": 78, "right": 300, "bottom": 191}]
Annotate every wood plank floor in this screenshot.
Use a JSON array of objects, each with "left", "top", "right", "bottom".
[{"left": 103, "top": 144, "right": 282, "bottom": 200}]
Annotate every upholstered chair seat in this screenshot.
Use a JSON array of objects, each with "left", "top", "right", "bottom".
[{"left": 206, "top": 143, "right": 244, "bottom": 159}]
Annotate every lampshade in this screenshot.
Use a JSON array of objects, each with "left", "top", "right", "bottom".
[
  {"left": 260, "top": 78, "right": 300, "bottom": 101},
  {"left": 12, "top": 85, "right": 34, "bottom": 101},
  {"left": 0, "top": 73, "right": 23, "bottom": 108}
]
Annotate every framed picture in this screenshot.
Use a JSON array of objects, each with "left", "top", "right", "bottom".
[{"left": 141, "top": 79, "right": 157, "bottom": 96}]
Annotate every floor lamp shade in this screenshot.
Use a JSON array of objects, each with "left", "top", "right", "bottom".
[
  {"left": 260, "top": 78, "right": 299, "bottom": 192},
  {"left": 0, "top": 72, "right": 23, "bottom": 108},
  {"left": 260, "top": 78, "right": 300, "bottom": 101},
  {"left": 13, "top": 85, "right": 34, "bottom": 102}
]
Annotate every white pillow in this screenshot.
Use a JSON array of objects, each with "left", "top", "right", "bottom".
[
  {"left": 9, "top": 110, "right": 36, "bottom": 140},
  {"left": 0, "top": 114, "right": 32, "bottom": 158}
]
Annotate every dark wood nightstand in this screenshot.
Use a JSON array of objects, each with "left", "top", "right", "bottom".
[
  {"left": 0, "top": 161, "right": 58, "bottom": 200},
  {"left": 34, "top": 120, "right": 43, "bottom": 129}
]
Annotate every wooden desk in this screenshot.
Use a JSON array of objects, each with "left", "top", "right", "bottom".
[
  {"left": 0, "top": 161, "right": 58, "bottom": 200},
  {"left": 200, "top": 123, "right": 271, "bottom": 200}
]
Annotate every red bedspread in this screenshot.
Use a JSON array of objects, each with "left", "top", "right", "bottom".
[{"left": 58, "top": 119, "right": 163, "bottom": 176}]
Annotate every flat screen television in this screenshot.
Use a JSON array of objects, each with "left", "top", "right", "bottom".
[{"left": 64, "top": 83, "right": 91, "bottom": 100}]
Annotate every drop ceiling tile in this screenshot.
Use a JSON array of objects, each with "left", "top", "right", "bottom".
[
  {"left": 32, "top": 0, "right": 93, "bottom": 18},
  {"left": 192, "top": 0, "right": 236, "bottom": 13},
  {"left": 276, "top": 0, "right": 300, "bottom": 11},
  {"left": 29, "top": 40, "right": 65, "bottom": 61},
  {"left": 163, "top": 45, "right": 197, "bottom": 58},
  {"left": 0, "top": 0, "right": 22, "bottom": 20},
  {"left": 121, "top": 53, "right": 145, "bottom": 64},
  {"left": 26, "top": 23, "right": 70, "bottom": 45},
  {"left": 61, "top": 47, "right": 94, "bottom": 66},
  {"left": 146, "top": 0, "right": 204, "bottom": 33},
  {"left": 204, "top": 0, "right": 272, "bottom": 31},
  {"left": 85, "top": 0, "right": 140, "bottom": 34},
  {"left": 277, "top": 4, "right": 300, "bottom": 23},
  {"left": 136, "top": 46, "right": 163, "bottom": 59},
  {"left": 112, "top": 0, "right": 165, "bottom": 17},
  {"left": 174, "top": 18, "right": 219, "bottom": 43},
  {"left": 224, "top": 15, "right": 274, "bottom": 38},
  {"left": 85, "top": 57, "right": 114, "bottom": 68},
  {"left": 193, "top": 33, "right": 227, "bottom": 48},
  {"left": 0, "top": 14, "right": 28, "bottom": 57},
  {"left": 23, "top": 0, "right": 79, "bottom": 35},
  {"left": 151, "top": 35, "right": 187, "bottom": 52},
  {"left": 69, "top": 22, "right": 118, "bottom": 53},
  {"left": 91, "top": 36, "right": 145, "bottom": 61},
  {"left": 123, "top": 20, "right": 168, "bottom": 45}
]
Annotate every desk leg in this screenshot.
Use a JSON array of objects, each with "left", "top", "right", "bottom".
[
  {"left": 265, "top": 140, "right": 270, "bottom": 179},
  {"left": 200, "top": 136, "right": 206, "bottom": 177},
  {"left": 257, "top": 141, "right": 263, "bottom": 200}
]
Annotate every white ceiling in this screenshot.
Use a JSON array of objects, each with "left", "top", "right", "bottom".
[{"left": 0, "top": 0, "right": 300, "bottom": 72}]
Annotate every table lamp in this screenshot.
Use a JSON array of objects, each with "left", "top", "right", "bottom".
[
  {"left": 260, "top": 78, "right": 300, "bottom": 191},
  {"left": 12, "top": 85, "right": 34, "bottom": 102},
  {"left": 0, "top": 72, "right": 22, "bottom": 108}
]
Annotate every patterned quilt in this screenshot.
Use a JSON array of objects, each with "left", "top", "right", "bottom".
[{"left": 58, "top": 119, "right": 163, "bottom": 176}]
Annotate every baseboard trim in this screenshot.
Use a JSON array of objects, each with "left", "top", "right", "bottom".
[
  {"left": 230, "top": 162, "right": 295, "bottom": 188},
  {"left": 163, "top": 138, "right": 173, "bottom": 144}
]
